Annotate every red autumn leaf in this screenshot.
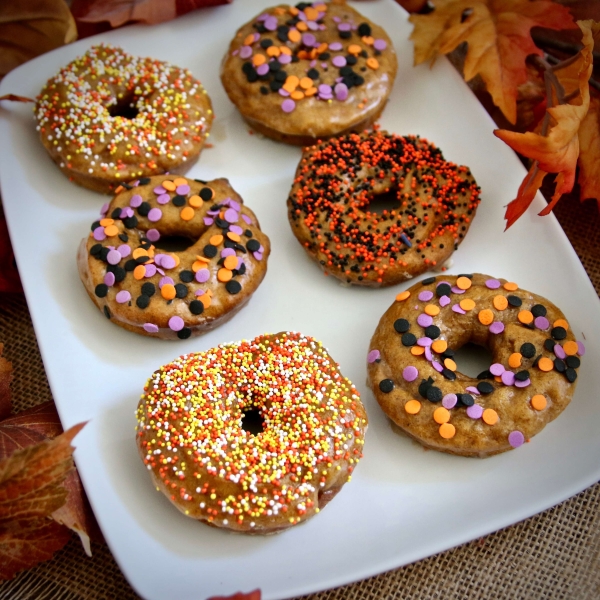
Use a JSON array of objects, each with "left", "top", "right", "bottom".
[
  {"left": 0, "top": 94, "right": 34, "bottom": 103},
  {"left": 0, "top": 345, "right": 12, "bottom": 421},
  {"left": 578, "top": 96, "right": 600, "bottom": 204},
  {"left": 494, "top": 19, "right": 595, "bottom": 228},
  {"left": 207, "top": 590, "right": 261, "bottom": 600},
  {"left": 409, "top": 0, "right": 576, "bottom": 124}
]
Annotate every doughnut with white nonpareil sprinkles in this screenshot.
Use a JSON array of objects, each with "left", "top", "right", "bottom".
[{"left": 136, "top": 332, "right": 368, "bottom": 533}]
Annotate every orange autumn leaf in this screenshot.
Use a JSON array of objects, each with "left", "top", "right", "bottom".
[
  {"left": 0, "top": 345, "right": 12, "bottom": 421},
  {"left": 494, "top": 20, "right": 595, "bottom": 228},
  {"left": 578, "top": 96, "right": 600, "bottom": 204},
  {"left": 409, "top": 0, "right": 575, "bottom": 124}
]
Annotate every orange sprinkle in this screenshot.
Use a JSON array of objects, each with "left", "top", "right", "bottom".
[
  {"left": 114, "top": 186, "right": 123, "bottom": 194},
  {"left": 482, "top": 409, "right": 498, "bottom": 425},
  {"left": 266, "top": 46, "right": 281, "bottom": 57},
  {"left": 199, "top": 294, "right": 212, "bottom": 308},
  {"left": 161, "top": 284, "right": 176, "bottom": 300},
  {"left": 188, "top": 195, "right": 203, "bottom": 208},
  {"left": 217, "top": 268, "right": 233, "bottom": 282},
  {"left": 104, "top": 225, "right": 119, "bottom": 237},
  {"left": 132, "top": 248, "right": 148, "bottom": 260},
  {"left": 518, "top": 310, "right": 534, "bottom": 324},
  {"left": 478, "top": 309, "right": 494, "bottom": 325},
  {"left": 279, "top": 46, "right": 292, "bottom": 56},
  {"left": 180, "top": 206, "right": 194, "bottom": 221},
  {"left": 439, "top": 423, "right": 456, "bottom": 439},
  {"left": 133, "top": 265, "right": 146, "bottom": 280},
  {"left": 289, "top": 6, "right": 299, "bottom": 15},
  {"left": 162, "top": 180, "right": 176, "bottom": 191},
  {"left": 173, "top": 177, "right": 187, "bottom": 186},
  {"left": 99, "top": 218, "right": 114, "bottom": 227},
  {"left": 192, "top": 260, "right": 205, "bottom": 273},
  {"left": 305, "top": 86, "right": 318, "bottom": 97},
  {"left": 223, "top": 255, "right": 238, "bottom": 270},
  {"left": 291, "top": 90, "right": 305, "bottom": 100},
  {"left": 252, "top": 54, "right": 266, "bottom": 67},
  {"left": 553, "top": 318, "right": 569, "bottom": 330},
  {"left": 444, "top": 358, "right": 457, "bottom": 371},
  {"left": 348, "top": 44, "right": 362, "bottom": 56},
  {"left": 288, "top": 29, "right": 301, "bottom": 43},
  {"left": 209, "top": 234, "right": 223, "bottom": 246},
  {"left": 283, "top": 75, "right": 300, "bottom": 92},
  {"left": 396, "top": 291, "right": 410, "bottom": 301},
  {"left": 314, "top": 3, "right": 327, "bottom": 11},
  {"left": 538, "top": 357, "right": 554, "bottom": 372},
  {"left": 508, "top": 353, "right": 522, "bottom": 368},
  {"left": 531, "top": 394, "right": 547, "bottom": 411},
  {"left": 297, "top": 20, "right": 308, "bottom": 31},
  {"left": 493, "top": 295, "right": 508, "bottom": 310},
  {"left": 424, "top": 304, "right": 440, "bottom": 316},
  {"left": 433, "top": 407, "right": 450, "bottom": 424},
  {"left": 431, "top": 340, "right": 448, "bottom": 354},
  {"left": 304, "top": 6, "right": 319, "bottom": 20},
  {"left": 362, "top": 36, "right": 374, "bottom": 45},
  {"left": 563, "top": 341, "right": 578, "bottom": 356},
  {"left": 243, "top": 34, "right": 255, "bottom": 46},
  {"left": 226, "top": 232, "right": 241, "bottom": 243},
  {"left": 456, "top": 276, "right": 472, "bottom": 290},
  {"left": 411, "top": 346, "right": 425, "bottom": 356},
  {"left": 504, "top": 282, "right": 518, "bottom": 291},
  {"left": 460, "top": 298, "right": 476, "bottom": 311},
  {"left": 196, "top": 255, "right": 210, "bottom": 264},
  {"left": 405, "top": 400, "right": 421, "bottom": 415},
  {"left": 366, "top": 57, "right": 379, "bottom": 70}
]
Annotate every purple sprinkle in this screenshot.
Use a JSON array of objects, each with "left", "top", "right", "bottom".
[
  {"left": 403, "top": 366, "right": 418, "bottom": 382},
  {"left": 367, "top": 349, "right": 380, "bottom": 363},
  {"left": 156, "top": 268, "right": 165, "bottom": 276},
  {"left": 161, "top": 255, "right": 176, "bottom": 270},
  {"left": 195, "top": 289, "right": 205, "bottom": 297},
  {"left": 554, "top": 344, "right": 566, "bottom": 359},
  {"left": 264, "top": 16, "right": 278, "bottom": 31},
  {"left": 279, "top": 88, "right": 291, "bottom": 97},
  {"left": 467, "top": 404, "right": 484, "bottom": 419},
  {"left": 302, "top": 33, "right": 316, "bottom": 47},
  {"left": 237, "top": 258, "right": 244, "bottom": 270},
  {"left": 485, "top": 279, "right": 501, "bottom": 289},
  {"left": 279, "top": 53, "right": 291, "bottom": 64},
  {"left": 425, "top": 345, "right": 433, "bottom": 361},
  {"left": 203, "top": 217, "right": 214, "bottom": 226},
  {"left": 242, "top": 214, "right": 252, "bottom": 225},
  {"left": 224, "top": 208, "right": 239, "bottom": 223},
  {"left": 147, "top": 229, "right": 160, "bottom": 242},
  {"left": 466, "top": 386, "right": 481, "bottom": 395},
  {"left": 417, "top": 314, "right": 433, "bottom": 328},
  {"left": 228, "top": 199, "right": 241, "bottom": 212},
  {"left": 282, "top": 98, "right": 296, "bottom": 113},
  {"left": 418, "top": 290, "right": 434, "bottom": 302},
  {"left": 442, "top": 393, "right": 457, "bottom": 409},
  {"left": 117, "top": 244, "right": 131, "bottom": 258},
  {"left": 253, "top": 252, "right": 263, "bottom": 261},
  {"left": 452, "top": 304, "right": 466, "bottom": 314},
  {"left": 432, "top": 361, "right": 443, "bottom": 373},
  {"left": 490, "top": 363, "right": 505, "bottom": 376},
  {"left": 319, "top": 84, "right": 332, "bottom": 95},
  {"left": 508, "top": 430, "right": 525, "bottom": 448},
  {"left": 144, "top": 264, "right": 157, "bottom": 278},
  {"left": 439, "top": 296, "right": 451, "bottom": 307},
  {"left": 257, "top": 13, "right": 269, "bottom": 22},
  {"left": 130, "top": 194, "right": 143, "bottom": 208},
  {"left": 489, "top": 321, "right": 505, "bottom": 334},
  {"left": 115, "top": 290, "right": 131, "bottom": 304},
  {"left": 107, "top": 249, "right": 121, "bottom": 265},
  {"left": 535, "top": 316, "right": 550, "bottom": 330},
  {"left": 154, "top": 254, "right": 164, "bottom": 267},
  {"left": 93, "top": 228, "right": 106, "bottom": 241},
  {"left": 148, "top": 208, "right": 162, "bottom": 222},
  {"left": 501, "top": 371, "right": 515, "bottom": 386},
  {"left": 577, "top": 341, "right": 585, "bottom": 356},
  {"left": 168, "top": 316, "right": 184, "bottom": 332},
  {"left": 221, "top": 248, "right": 236, "bottom": 258},
  {"left": 239, "top": 46, "right": 253, "bottom": 59},
  {"left": 196, "top": 268, "right": 210, "bottom": 283},
  {"left": 334, "top": 82, "right": 348, "bottom": 101},
  {"left": 515, "top": 378, "right": 531, "bottom": 388},
  {"left": 143, "top": 323, "right": 159, "bottom": 334},
  {"left": 329, "top": 42, "right": 343, "bottom": 51},
  {"left": 417, "top": 337, "right": 432, "bottom": 347},
  {"left": 307, "top": 20, "right": 318, "bottom": 31},
  {"left": 103, "top": 272, "right": 115, "bottom": 287},
  {"left": 229, "top": 225, "right": 243, "bottom": 235},
  {"left": 332, "top": 56, "right": 347, "bottom": 68},
  {"left": 120, "top": 207, "right": 134, "bottom": 218},
  {"left": 373, "top": 38, "right": 387, "bottom": 51},
  {"left": 159, "top": 276, "right": 174, "bottom": 288},
  {"left": 451, "top": 286, "right": 466, "bottom": 294},
  {"left": 437, "top": 281, "right": 451, "bottom": 288},
  {"left": 153, "top": 186, "right": 165, "bottom": 195},
  {"left": 338, "top": 22, "right": 351, "bottom": 31},
  {"left": 100, "top": 202, "right": 109, "bottom": 217},
  {"left": 157, "top": 193, "right": 170, "bottom": 205},
  {"left": 256, "top": 63, "right": 269, "bottom": 76}
]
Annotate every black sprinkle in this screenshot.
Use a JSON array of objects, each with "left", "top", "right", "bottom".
[
  {"left": 91, "top": 221, "right": 101, "bottom": 232},
  {"left": 177, "top": 328, "right": 192, "bottom": 340},
  {"left": 551, "top": 326, "right": 567, "bottom": 340},
  {"left": 515, "top": 370, "right": 530, "bottom": 381},
  {"left": 358, "top": 22, "right": 372, "bottom": 36},
  {"left": 441, "top": 349, "right": 455, "bottom": 359},
  {"left": 141, "top": 282, "right": 156, "bottom": 297},
  {"left": 436, "top": 283, "right": 451, "bottom": 297},
  {"left": 172, "top": 195, "right": 186, "bottom": 207},
  {"left": 90, "top": 244, "right": 103, "bottom": 257},
  {"left": 123, "top": 216, "right": 138, "bottom": 229},
  {"left": 175, "top": 283, "right": 188, "bottom": 299},
  {"left": 442, "top": 369, "right": 456, "bottom": 380},
  {"left": 424, "top": 325, "right": 440, "bottom": 339},
  {"left": 531, "top": 304, "right": 547, "bottom": 317},
  {"left": 203, "top": 244, "right": 218, "bottom": 258},
  {"left": 427, "top": 386, "right": 443, "bottom": 403},
  {"left": 566, "top": 356, "right": 580, "bottom": 369},
  {"left": 137, "top": 202, "right": 151, "bottom": 217},
  {"left": 477, "top": 381, "right": 494, "bottom": 394},
  {"left": 112, "top": 266, "right": 126, "bottom": 283},
  {"left": 544, "top": 339, "right": 556, "bottom": 352},
  {"left": 520, "top": 343, "right": 536, "bottom": 358},
  {"left": 401, "top": 333, "right": 417, "bottom": 347},
  {"left": 379, "top": 379, "right": 394, "bottom": 393},
  {"left": 118, "top": 233, "right": 129, "bottom": 242},
  {"left": 507, "top": 295, "right": 522, "bottom": 307},
  {"left": 532, "top": 354, "right": 542, "bottom": 368},
  {"left": 457, "top": 273, "right": 473, "bottom": 279},
  {"left": 244, "top": 229, "right": 253, "bottom": 238},
  {"left": 189, "top": 300, "right": 204, "bottom": 315},
  {"left": 393, "top": 319, "right": 410, "bottom": 334},
  {"left": 180, "top": 270, "right": 194, "bottom": 283},
  {"left": 111, "top": 208, "right": 122, "bottom": 220},
  {"left": 139, "top": 177, "right": 151, "bottom": 185},
  {"left": 565, "top": 368, "right": 577, "bottom": 383},
  {"left": 247, "top": 239, "right": 261, "bottom": 252},
  {"left": 136, "top": 295, "right": 150, "bottom": 309},
  {"left": 421, "top": 276, "right": 436, "bottom": 285},
  {"left": 124, "top": 259, "right": 137, "bottom": 272},
  {"left": 477, "top": 369, "right": 493, "bottom": 380},
  {"left": 94, "top": 284, "right": 108, "bottom": 298},
  {"left": 226, "top": 280, "right": 242, "bottom": 295},
  {"left": 459, "top": 393, "right": 474, "bottom": 407},
  {"left": 554, "top": 358, "right": 566, "bottom": 373},
  {"left": 135, "top": 255, "right": 150, "bottom": 265},
  {"left": 199, "top": 187, "right": 214, "bottom": 201},
  {"left": 103, "top": 306, "right": 111, "bottom": 319},
  {"left": 418, "top": 378, "right": 433, "bottom": 398}
]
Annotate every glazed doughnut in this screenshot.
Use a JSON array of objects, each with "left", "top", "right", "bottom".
[
  {"left": 35, "top": 45, "right": 213, "bottom": 193},
  {"left": 368, "top": 274, "right": 584, "bottom": 457},
  {"left": 136, "top": 332, "right": 367, "bottom": 533},
  {"left": 220, "top": 2, "right": 397, "bottom": 145},
  {"left": 77, "top": 175, "right": 270, "bottom": 339},
  {"left": 287, "top": 130, "right": 481, "bottom": 286}
]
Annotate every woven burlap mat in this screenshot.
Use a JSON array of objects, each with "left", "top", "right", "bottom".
[{"left": 0, "top": 189, "right": 599, "bottom": 599}]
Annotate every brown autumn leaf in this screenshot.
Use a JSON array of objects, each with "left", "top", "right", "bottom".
[
  {"left": 578, "top": 96, "right": 600, "bottom": 203},
  {"left": 207, "top": 590, "right": 261, "bottom": 600},
  {"left": 0, "top": 0, "right": 77, "bottom": 80},
  {"left": 0, "top": 345, "right": 12, "bottom": 422},
  {"left": 409, "top": 0, "right": 576, "bottom": 124},
  {"left": 494, "top": 19, "right": 595, "bottom": 228}
]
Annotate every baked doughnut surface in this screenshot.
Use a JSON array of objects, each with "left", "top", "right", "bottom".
[
  {"left": 36, "top": 45, "right": 213, "bottom": 193},
  {"left": 136, "top": 332, "right": 367, "bottom": 533},
  {"left": 287, "top": 131, "right": 481, "bottom": 286},
  {"left": 78, "top": 175, "right": 269, "bottom": 339},
  {"left": 221, "top": 2, "right": 397, "bottom": 145},
  {"left": 368, "top": 274, "right": 584, "bottom": 457}
]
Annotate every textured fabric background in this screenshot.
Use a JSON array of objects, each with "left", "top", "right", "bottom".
[{"left": 0, "top": 189, "right": 598, "bottom": 599}]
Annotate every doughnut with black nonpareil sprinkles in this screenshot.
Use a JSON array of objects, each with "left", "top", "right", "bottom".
[
  {"left": 287, "top": 130, "right": 481, "bottom": 286},
  {"left": 368, "top": 274, "right": 584, "bottom": 457},
  {"left": 78, "top": 175, "right": 270, "bottom": 339},
  {"left": 135, "top": 332, "right": 368, "bottom": 534}
]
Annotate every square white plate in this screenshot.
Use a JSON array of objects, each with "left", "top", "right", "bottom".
[{"left": 1, "top": 2, "right": 599, "bottom": 599}]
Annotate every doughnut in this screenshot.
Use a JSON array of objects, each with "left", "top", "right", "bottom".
[
  {"left": 77, "top": 175, "right": 269, "bottom": 339},
  {"left": 35, "top": 45, "right": 213, "bottom": 194},
  {"left": 368, "top": 274, "right": 584, "bottom": 457},
  {"left": 220, "top": 2, "right": 397, "bottom": 145},
  {"left": 287, "top": 130, "right": 481, "bottom": 286},
  {"left": 135, "top": 332, "right": 367, "bottom": 533}
]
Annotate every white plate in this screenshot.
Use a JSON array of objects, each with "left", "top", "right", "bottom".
[{"left": 1, "top": 2, "right": 599, "bottom": 599}]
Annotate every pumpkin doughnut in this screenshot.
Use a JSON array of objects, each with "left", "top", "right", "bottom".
[
  {"left": 77, "top": 175, "right": 270, "bottom": 339},
  {"left": 368, "top": 274, "right": 584, "bottom": 457},
  {"left": 135, "top": 332, "right": 367, "bottom": 534},
  {"left": 287, "top": 130, "right": 481, "bottom": 286},
  {"left": 220, "top": 2, "right": 397, "bottom": 145},
  {"left": 35, "top": 45, "right": 213, "bottom": 194}
]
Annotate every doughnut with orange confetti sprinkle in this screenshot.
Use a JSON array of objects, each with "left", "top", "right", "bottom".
[{"left": 136, "top": 331, "right": 367, "bottom": 533}]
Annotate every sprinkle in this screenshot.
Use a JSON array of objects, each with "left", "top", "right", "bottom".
[
  {"left": 442, "top": 393, "right": 457, "bottom": 409},
  {"left": 460, "top": 298, "right": 476, "bottom": 311},
  {"left": 508, "top": 353, "right": 522, "bottom": 368},
  {"left": 537, "top": 357, "right": 553, "bottom": 372},
  {"left": 373, "top": 39, "right": 387, "bottom": 51},
  {"left": 490, "top": 363, "right": 505, "bottom": 376},
  {"left": 424, "top": 304, "right": 440, "bottom": 316},
  {"left": 115, "top": 290, "right": 131, "bottom": 304},
  {"left": 418, "top": 290, "right": 434, "bottom": 302},
  {"left": 531, "top": 394, "right": 547, "bottom": 410},
  {"left": 143, "top": 323, "right": 159, "bottom": 333},
  {"left": 161, "top": 284, "right": 176, "bottom": 300},
  {"left": 485, "top": 279, "right": 501, "bottom": 289},
  {"left": 514, "top": 378, "right": 531, "bottom": 388},
  {"left": 554, "top": 344, "right": 566, "bottom": 359},
  {"left": 493, "top": 295, "right": 508, "bottom": 310},
  {"left": 405, "top": 399, "right": 421, "bottom": 414},
  {"left": 452, "top": 304, "right": 466, "bottom": 315},
  {"left": 489, "top": 321, "right": 504, "bottom": 334},
  {"left": 396, "top": 291, "right": 411, "bottom": 301},
  {"left": 478, "top": 309, "right": 493, "bottom": 325},
  {"left": 501, "top": 371, "right": 515, "bottom": 386},
  {"left": 431, "top": 340, "right": 447, "bottom": 353},
  {"left": 466, "top": 386, "right": 480, "bottom": 395},
  {"left": 439, "top": 296, "right": 451, "bottom": 307},
  {"left": 577, "top": 341, "right": 586, "bottom": 356},
  {"left": 282, "top": 98, "right": 296, "bottom": 112},
  {"left": 103, "top": 272, "right": 115, "bottom": 286},
  {"left": 168, "top": 316, "right": 184, "bottom": 331},
  {"left": 417, "top": 314, "right": 433, "bottom": 328},
  {"left": 504, "top": 282, "right": 519, "bottom": 291},
  {"left": 433, "top": 407, "right": 450, "bottom": 424},
  {"left": 563, "top": 340, "right": 579, "bottom": 356},
  {"left": 553, "top": 318, "right": 569, "bottom": 330},
  {"left": 403, "top": 366, "right": 419, "bottom": 382},
  {"left": 466, "top": 404, "right": 483, "bottom": 419},
  {"left": 456, "top": 276, "right": 471, "bottom": 290},
  {"left": 508, "top": 430, "right": 525, "bottom": 448},
  {"left": 148, "top": 208, "right": 162, "bottom": 222},
  {"left": 379, "top": 379, "right": 394, "bottom": 393},
  {"left": 367, "top": 349, "right": 380, "bottom": 363},
  {"left": 482, "top": 408, "right": 498, "bottom": 425},
  {"left": 180, "top": 207, "right": 195, "bottom": 221},
  {"left": 439, "top": 422, "right": 455, "bottom": 439}
]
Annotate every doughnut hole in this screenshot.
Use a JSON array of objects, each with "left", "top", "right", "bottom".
[
  {"left": 363, "top": 188, "right": 401, "bottom": 216},
  {"left": 108, "top": 94, "right": 140, "bottom": 120},
  {"left": 451, "top": 343, "right": 494, "bottom": 378},
  {"left": 152, "top": 235, "right": 196, "bottom": 253},
  {"left": 241, "top": 407, "right": 265, "bottom": 435}
]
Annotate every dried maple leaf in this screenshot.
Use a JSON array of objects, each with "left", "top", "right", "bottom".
[
  {"left": 578, "top": 96, "right": 600, "bottom": 204},
  {"left": 494, "top": 20, "right": 595, "bottom": 228},
  {"left": 0, "top": 0, "right": 77, "bottom": 80},
  {"left": 0, "top": 345, "right": 12, "bottom": 422},
  {"left": 207, "top": 590, "right": 261, "bottom": 600},
  {"left": 409, "top": 0, "right": 576, "bottom": 124}
]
